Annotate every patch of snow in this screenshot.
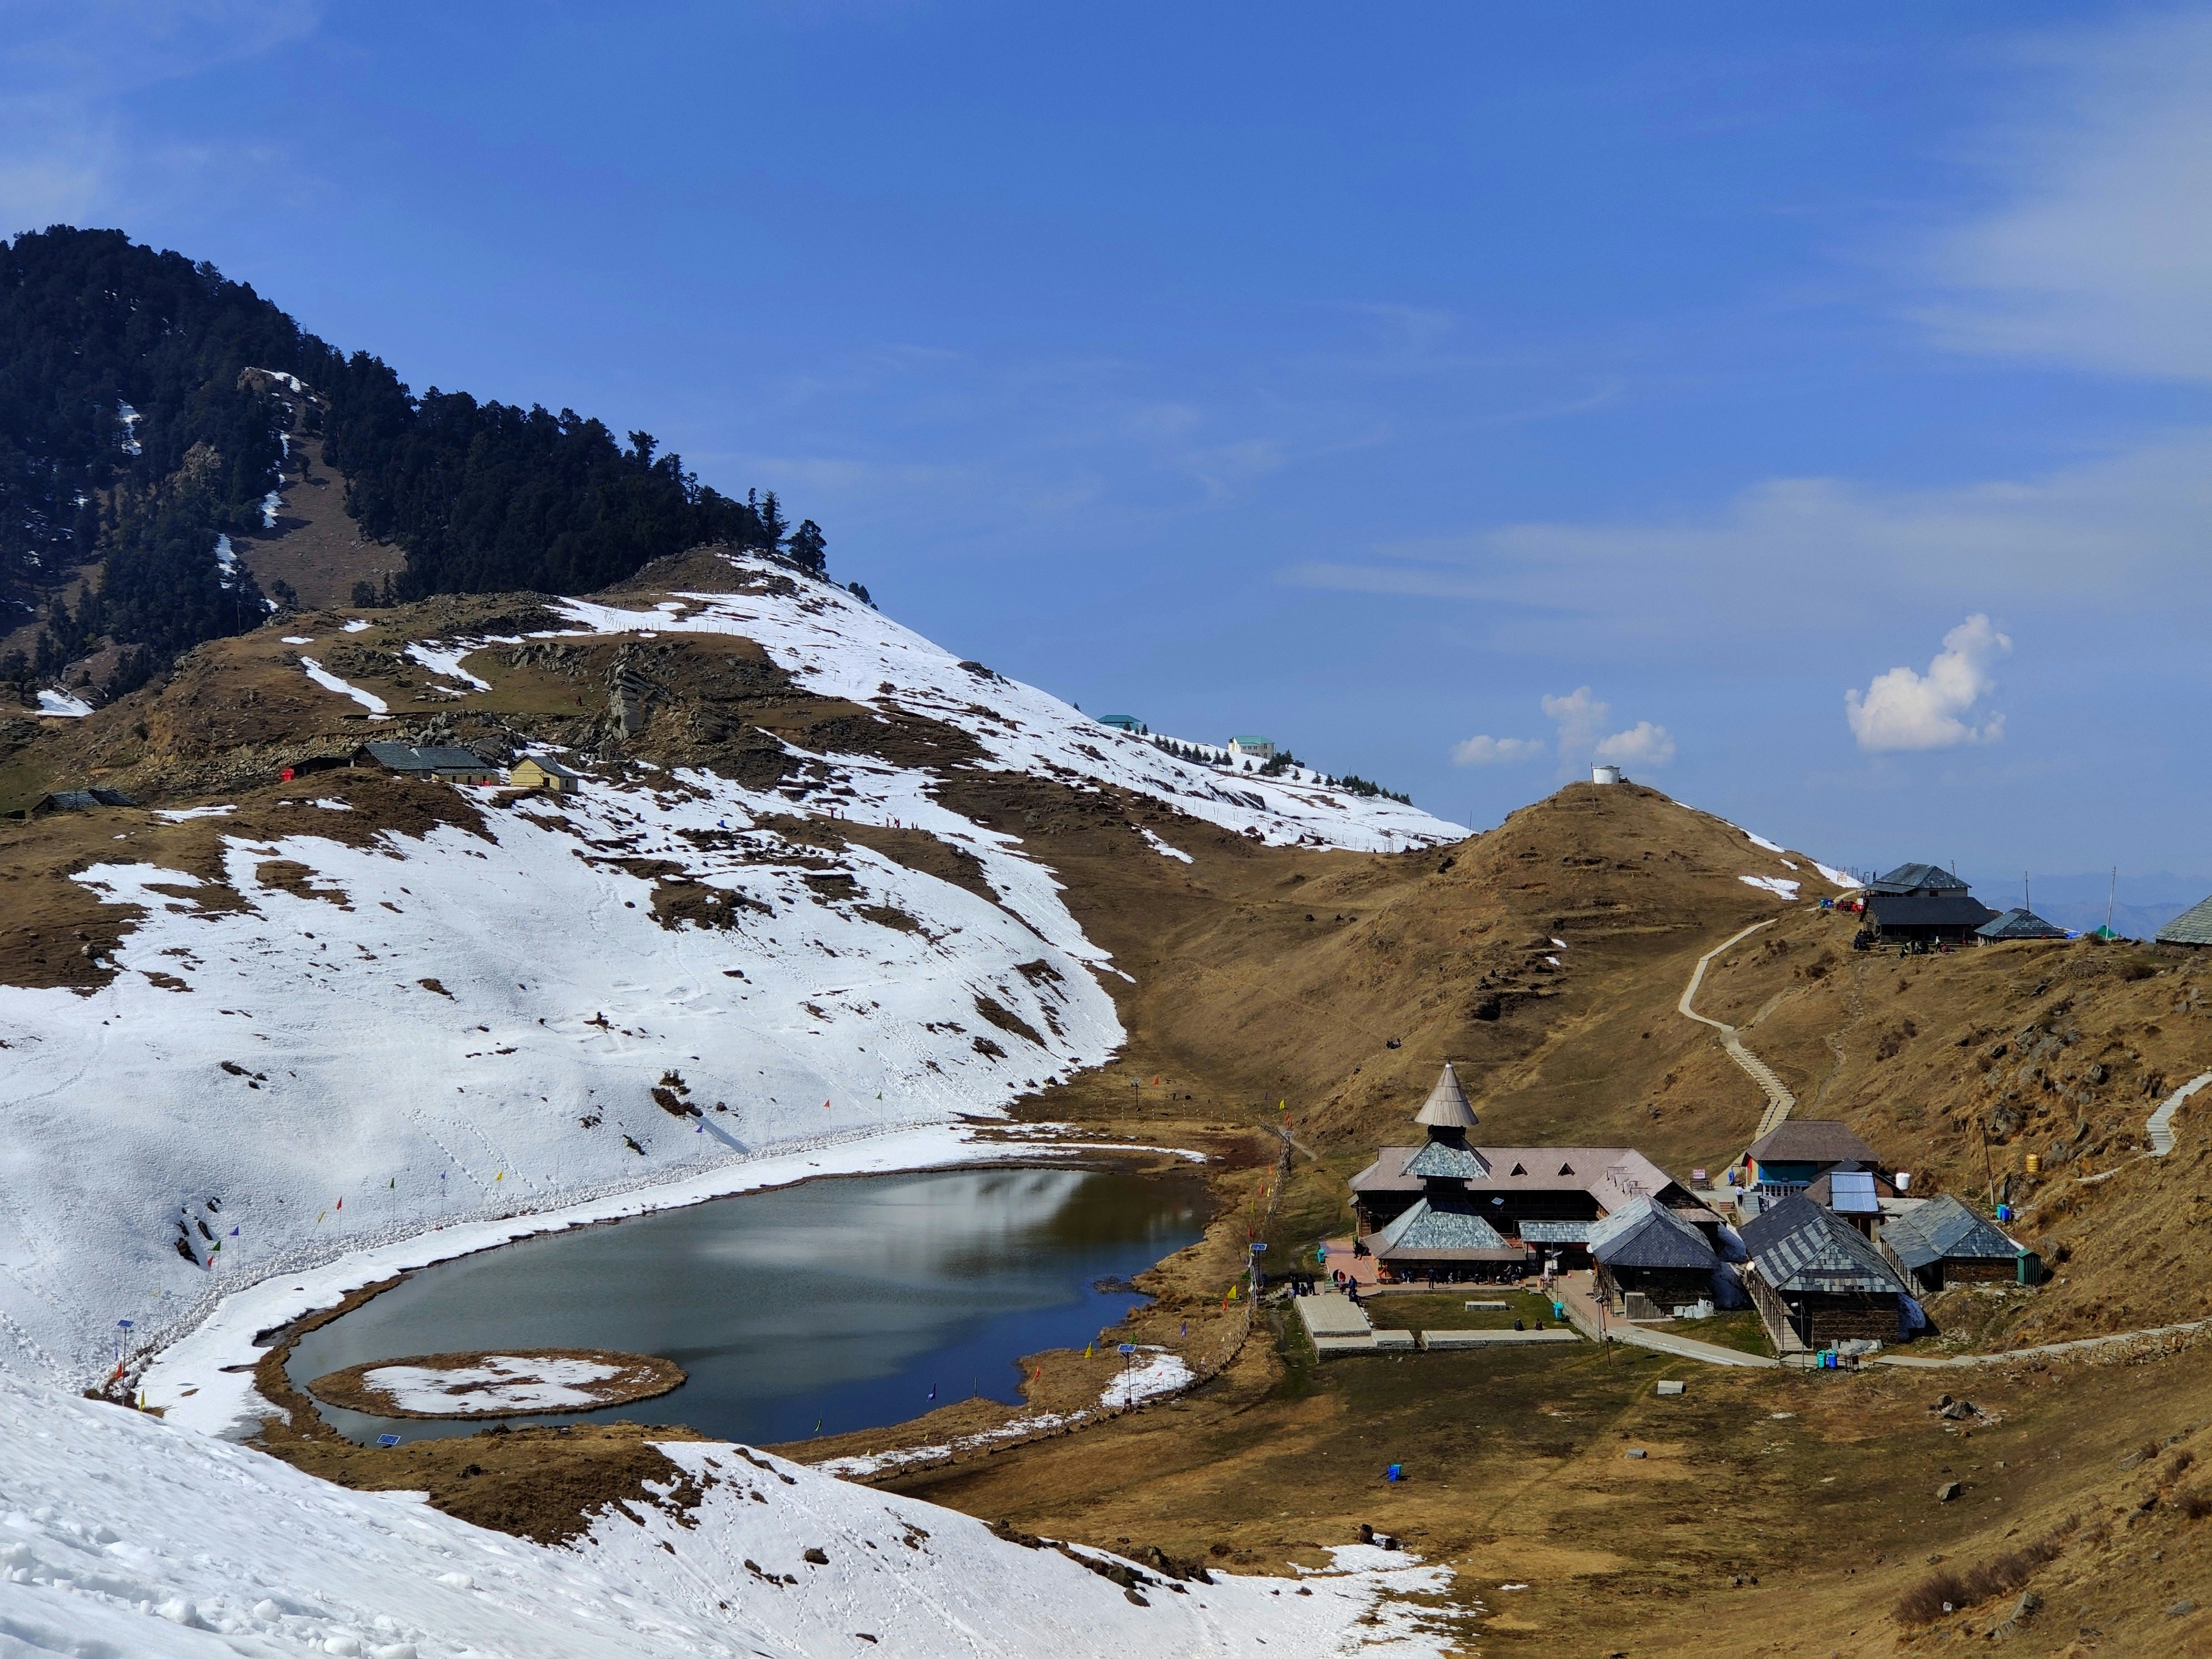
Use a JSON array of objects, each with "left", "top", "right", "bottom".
[
  {"left": 1813, "top": 861, "right": 1860, "bottom": 890},
  {"left": 1743, "top": 830, "right": 1786, "bottom": 853},
  {"left": 312, "top": 799, "right": 353, "bottom": 811},
  {"left": 249, "top": 366, "right": 306, "bottom": 393},
  {"left": 1550, "top": 936, "right": 1566, "bottom": 948},
  {"left": 1101, "top": 1345, "right": 1191, "bottom": 1407},
  {"left": 154, "top": 806, "right": 237, "bottom": 822},
  {"left": 300, "top": 656, "right": 389, "bottom": 714},
  {"left": 1739, "top": 875, "right": 1800, "bottom": 900},
  {"left": 343, "top": 618, "right": 372, "bottom": 633},
  {"left": 116, "top": 400, "right": 143, "bottom": 456},
  {"left": 1136, "top": 826, "right": 1193, "bottom": 863},
  {"left": 0, "top": 1367, "right": 1452, "bottom": 1658},
  {"left": 282, "top": 635, "right": 315, "bottom": 644},
  {"left": 1546, "top": 955, "right": 1563, "bottom": 968},
  {"left": 359, "top": 1354, "right": 624, "bottom": 1415},
  {"left": 405, "top": 642, "right": 491, "bottom": 691},
  {"left": 212, "top": 533, "right": 238, "bottom": 585},
  {"left": 260, "top": 488, "right": 281, "bottom": 529},
  {"left": 36, "top": 688, "right": 92, "bottom": 717}
]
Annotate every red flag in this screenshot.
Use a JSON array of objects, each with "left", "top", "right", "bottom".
[
  {"left": 822, "top": 1099, "right": 832, "bottom": 1110},
  {"left": 335, "top": 1197, "right": 342, "bottom": 1209}
]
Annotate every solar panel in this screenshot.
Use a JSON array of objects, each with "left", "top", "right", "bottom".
[{"left": 1828, "top": 1170, "right": 1880, "bottom": 1213}]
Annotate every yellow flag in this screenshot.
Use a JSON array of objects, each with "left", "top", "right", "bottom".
[
  {"left": 1085, "top": 1343, "right": 1093, "bottom": 1358},
  {"left": 494, "top": 1172, "right": 504, "bottom": 1183}
]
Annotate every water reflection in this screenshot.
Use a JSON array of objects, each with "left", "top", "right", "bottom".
[{"left": 287, "top": 1166, "right": 1205, "bottom": 1448}]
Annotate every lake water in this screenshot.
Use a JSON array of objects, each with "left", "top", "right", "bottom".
[{"left": 286, "top": 1165, "right": 1207, "bottom": 1447}]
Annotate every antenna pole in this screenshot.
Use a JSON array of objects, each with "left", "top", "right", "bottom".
[{"left": 2107, "top": 867, "right": 2117, "bottom": 936}]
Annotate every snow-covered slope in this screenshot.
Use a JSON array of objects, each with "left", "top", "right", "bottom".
[
  {"left": 0, "top": 554, "right": 1462, "bottom": 1395},
  {"left": 549, "top": 561, "right": 1463, "bottom": 853},
  {"left": 0, "top": 1369, "right": 1454, "bottom": 1658}
]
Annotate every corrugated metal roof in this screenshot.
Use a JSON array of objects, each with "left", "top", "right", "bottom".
[
  {"left": 1879, "top": 1194, "right": 2020, "bottom": 1271},
  {"left": 1741, "top": 1195, "right": 1905, "bottom": 1295},
  {"left": 1866, "top": 893, "right": 1999, "bottom": 929},
  {"left": 1589, "top": 1196, "right": 1717, "bottom": 1270},
  {"left": 363, "top": 741, "right": 492, "bottom": 772},
  {"left": 2158, "top": 894, "right": 2212, "bottom": 947}
]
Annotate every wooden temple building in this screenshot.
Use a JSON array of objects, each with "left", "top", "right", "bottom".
[{"left": 1347, "top": 1063, "right": 1719, "bottom": 1284}]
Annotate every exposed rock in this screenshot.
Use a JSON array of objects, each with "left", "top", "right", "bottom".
[{"left": 1936, "top": 1481, "right": 1961, "bottom": 1502}]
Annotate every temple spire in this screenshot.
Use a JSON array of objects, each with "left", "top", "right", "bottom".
[{"left": 1413, "top": 1061, "right": 1478, "bottom": 1132}]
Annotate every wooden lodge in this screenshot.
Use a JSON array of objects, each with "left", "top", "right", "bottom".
[
  {"left": 1589, "top": 1196, "right": 1719, "bottom": 1313},
  {"left": 1877, "top": 1194, "right": 2030, "bottom": 1292},
  {"left": 1858, "top": 862, "right": 1997, "bottom": 948},
  {"left": 1739, "top": 1193, "right": 1910, "bottom": 1350}
]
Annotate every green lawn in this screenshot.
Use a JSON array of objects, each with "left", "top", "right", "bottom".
[
  {"left": 1355, "top": 1289, "right": 1563, "bottom": 1334},
  {"left": 1673, "top": 1307, "right": 1775, "bottom": 1358}
]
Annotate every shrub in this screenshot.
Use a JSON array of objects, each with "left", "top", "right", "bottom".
[
  {"left": 2176, "top": 1486, "right": 2212, "bottom": 1521},
  {"left": 1893, "top": 1541, "right": 2060, "bottom": 1626}
]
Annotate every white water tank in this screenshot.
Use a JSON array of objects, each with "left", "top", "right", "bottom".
[{"left": 1592, "top": 764, "right": 1622, "bottom": 785}]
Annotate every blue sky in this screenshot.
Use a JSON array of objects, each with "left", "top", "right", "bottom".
[{"left": 6, "top": 2, "right": 2209, "bottom": 888}]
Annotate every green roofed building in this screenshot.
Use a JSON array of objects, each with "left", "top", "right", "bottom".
[{"left": 2158, "top": 894, "right": 2212, "bottom": 947}]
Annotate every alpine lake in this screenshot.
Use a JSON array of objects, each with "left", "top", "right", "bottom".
[{"left": 285, "top": 1165, "right": 1210, "bottom": 1448}]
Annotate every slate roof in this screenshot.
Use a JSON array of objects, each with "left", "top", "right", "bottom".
[
  {"left": 1865, "top": 862, "right": 1971, "bottom": 896},
  {"left": 1351, "top": 1146, "right": 1704, "bottom": 1220},
  {"left": 1879, "top": 1194, "right": 2021, "bottom": 1271},
  {"left": 1368, "top": 1196, "right": 1525, "bottom": 1261},
  {"left": 1977, "top": 907, "right": 2068, "bottom": 941},
  {"left": 1589, "top": 1196, "right": 1718, "bottom": 1271},
  {"left": 1865, "top": 893, "right": 1999, "bottom": 930},
  {"left": 2158, "top": 895, "right": 2212, "bottom": 947},
  {"left": 1516, "top": 1219, "right": 1594, "bottom": 1244},
  {"left": 362, "top": 741, "right": 494, "bottom": 773},
  {"left": 1413, "top": 1062, "right": 1479, "bottom": 1130},
  {"left": 1744, "top": 1120, "right": 1884, "bottom": 1169},
  {"left": 1405, "top": 1138, "right": 1490, "bottom": 1180},
  {"left": 33, "top": 788, "right": 138, "bottom": 811},
  {"left": 1740, "top": 1194, "right": 1906, "bottom": 1296}
]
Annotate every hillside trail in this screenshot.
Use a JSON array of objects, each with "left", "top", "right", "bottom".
[{"left": 1676, "top": 919, "right": 1796, "bottom": 1141}]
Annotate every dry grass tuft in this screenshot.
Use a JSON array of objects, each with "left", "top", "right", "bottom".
[{"left": 1893, "top": 1539, "right": 2061, "bottom": 1626}]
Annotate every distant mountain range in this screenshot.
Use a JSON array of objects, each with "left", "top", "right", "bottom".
[{"left": 1959, "top": 869, "right": 2211, "bottom": 940}]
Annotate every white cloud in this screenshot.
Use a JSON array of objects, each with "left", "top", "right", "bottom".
[
  {"left": 1451, "top": 734, "right": 1544, "bottom": 766},
  {"left": 1916, "top": 11, "right": 2212, "bottom": 383},
  {"left": 1594, "top": 721, "right": 1676, "bottom": 768},
  {"left": 1541, "top": 686, "right": 1609, "bottom": 755},
  {"left": 1845, "top": 613, "right": 2011, "bottom": 752}
]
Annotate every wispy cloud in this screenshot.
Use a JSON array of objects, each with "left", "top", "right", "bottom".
[
  {"left": 0, "top": 1, "right": 321, "bottom": 228},
  {"left": 1451, "top": 734, "right": 1544, "bottom": 766},
  {"left": 1913, "top": 9, "right": 2212, "bottom": 382},
  {"left": 1845, "top": 613, "right": 2010, "bottom": 752}
]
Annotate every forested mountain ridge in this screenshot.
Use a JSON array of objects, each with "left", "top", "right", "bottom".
[{"left": 0, "top": 226, "right": 828, "bottom": 700}]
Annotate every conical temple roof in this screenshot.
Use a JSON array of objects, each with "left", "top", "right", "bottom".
[{"left": 1413, "top": 1062, "right": 1478, "bottom": 1129}]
